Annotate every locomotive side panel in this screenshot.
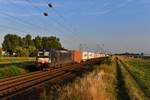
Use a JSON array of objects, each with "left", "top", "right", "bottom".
[
  {"left": 54, "top": 50, "right": 72, "bottom": 66},
  {"left": 59, "top": 50, "right": 72, "bottom": 64}
]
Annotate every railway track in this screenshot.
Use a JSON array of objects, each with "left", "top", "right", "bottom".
[{"left": 0, "top": 57, "right": 107, "bottom": 100}]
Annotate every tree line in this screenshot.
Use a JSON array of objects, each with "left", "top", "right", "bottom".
[{"left": 1, "top": 34, "right": 62, "bottom": 57}]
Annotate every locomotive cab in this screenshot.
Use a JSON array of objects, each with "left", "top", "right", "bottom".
[{"left": 36, "top": 50, "right": 51, "bottom": 70}]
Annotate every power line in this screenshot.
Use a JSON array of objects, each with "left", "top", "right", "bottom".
[
  {"left": 25, "top": 0, "right": 79, "bottom": 40},
  {"left": 48, "top": 3, "right": 79, "bottom": 36},
  {"left": 23, "top": 0, "right": 73, "bottom": 37},
  {"left": 24, "top": 0, "right": 44, "bottom": 12},
  {"left": 0, "top": 11, "right": 34, "bottom": 28},
  {"left": 7, "top": 0, "right": 54, "bottom": 34},
  {"left": 45, "top": 2, "right": 80, "bottom": 36},
  {"left": 7, "top": 0, "right": 64, "bottom": 37},
  {"left": 0, "top": 25, "right": 29, "bottom": 35},
  {"left": 45, "top": 2, "right": 73, "bottom": 27},
  {"left": 0, "top": 10, "right": 54, "bottom": 36},
  {"left": 43, "top": 2, "right": 89, "bottom": 47}
]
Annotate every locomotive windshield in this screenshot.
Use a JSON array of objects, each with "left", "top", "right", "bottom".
[{"left": 37, "top": 51, "right": 49, "bottom": 57}]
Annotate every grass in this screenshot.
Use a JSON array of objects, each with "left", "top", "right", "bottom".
[
  {"left": 123, "top": 57, "right": 150, "bottom": 98},
  {"left": 53, "top": 60, "right": 118, "bottom": 100},
  {"left": 0, "top": 57, "right": 35, "bottom": 64},
  {"left": 0, "top": 57, "right": 36, "bottom": 78},
  {"left": 58, "top": 61, "right": 117, "bottom": 100},
  {"left": 115, "top": 60, "right": 130, "bottom": 100},
  {"left": 117, "top": 59, "right": 147, "bottom": 100},
  {"left": 0, "top": 65, "right": 25, "bottom": 79}
]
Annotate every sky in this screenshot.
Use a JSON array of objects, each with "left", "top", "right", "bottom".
[{"left": 0, "top": 0, "right": 150, "bottom": 53}]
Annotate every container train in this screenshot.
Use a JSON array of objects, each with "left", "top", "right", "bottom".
[{"left": 36, "top": 49, "right": 108, "bottom": 70}]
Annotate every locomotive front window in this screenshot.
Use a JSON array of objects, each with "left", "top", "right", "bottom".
[
  {"left": 44, "top": 52, "right": 49, "bottom": 56},
  {"left": 38, "top": 52, "right": 44, "bottom": 56},
  {"left": 38, "top": 51, "right": 49, "bottom": 57}
]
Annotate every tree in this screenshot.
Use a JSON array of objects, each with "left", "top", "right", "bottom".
[
  {"left": 22, "top": 34, "right": 34, "bottom": 48},
  {"left": 42, "top": 36, "right": 62, "bottom": 50},
  {"left": 15, "top": 46, "right": 36, "bottom": 57},
  {"left": 47, "top": 36, "right": 62, "bottom": 49},
  {"left": 2, "top": 34, "right": 21, "bottom": 55},
  {"left": 2, "top": 34, "right": 63, "bottom": 56},
  {"left": 34, "top": 36, "right": 42, "bottom": 49}
]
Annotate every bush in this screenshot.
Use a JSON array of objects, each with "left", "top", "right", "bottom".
[{"left": 0, "top": 66, "right": 24, "bottom": 78}]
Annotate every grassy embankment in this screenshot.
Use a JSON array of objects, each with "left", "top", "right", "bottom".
[
  {"left": 40, "top": 58, "right": 118, "bottom": 100},
  {"left": 0, "top": 57, "right": 36, "bottom": 79},
  {"left": 117, "top": 59, "right": 147, "bottom": 100},
  {"left": 121, "top": 57, "right": 150, "bottom": 98}
]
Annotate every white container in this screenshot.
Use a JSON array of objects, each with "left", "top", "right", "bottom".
[
  {"left": 88, "top": 52, "right": 95, "bottom": 59},
  {"left": 82, "top": 51, "right": 88, "bottom": 61},
  {"left": 100, "top": 53, "right": 106, "bottom": 57},
  {"left": 94, "top": 53, "right": 100, "bottom": 58}
]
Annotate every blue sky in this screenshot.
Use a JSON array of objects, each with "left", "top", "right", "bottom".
[{"left": 0, "top": 0, "right": 150, "bottom": 53}]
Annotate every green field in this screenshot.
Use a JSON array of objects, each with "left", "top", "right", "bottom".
[
  {"left": 0, "top": 57, "right": 35, "bottom": 64},
  {"left": 0, "top": 57, "right": 36, "bottom": 79},
  {"left": 123, "top": 57, "right": 150, "bottom": 98}
]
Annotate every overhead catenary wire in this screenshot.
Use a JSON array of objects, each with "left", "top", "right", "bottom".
[
  {"left": 24, "top": 0, "right": 50, "bottom": 17},
  {"left": 24, "top": 0, "right": 80, "bottom": 41},
  {"left": 2, "top": 0, "right": 62, "bottom": 38},
  {"left": 0, "top": 10, "right": 54, "bottom": 36},
  {"left": 0, "top": 11, "right": 36, "bottom": 31},
  {"left": 23, "top": 0, "right": 70, "bottom": 37},
  {"left": 5, "top": 0, "right": 54, "bottom": 34},
  {"left": 45, "top": 1, "right": 86, "bottom": 50},
  {"left": 44, "top": 2, "right": 80, "bottom": 36},
  {"left": 0, "top": 25, "right": 29, "bottom": 35},
  {"left": 47, "top": 2, "right": 79, "bottom": 33}
]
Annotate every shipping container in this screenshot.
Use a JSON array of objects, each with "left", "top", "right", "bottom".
[
  {"left": 94, "top": 53, "right": 97, "bottom": 58},
  {"left": 72, "top": 50, "right": 82, "bottom": 63},
  {"left": 94, "top": 53, "right": 100, "bottom": 58},
  {"left": 82, "top": 51, "right": 88, "bottom": 61},
  {"left": 100, "top": 53, "right": 106, "bottom": 57},
  {"left": 88, "top": 52, "right": 95, "bottom": 59}
]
